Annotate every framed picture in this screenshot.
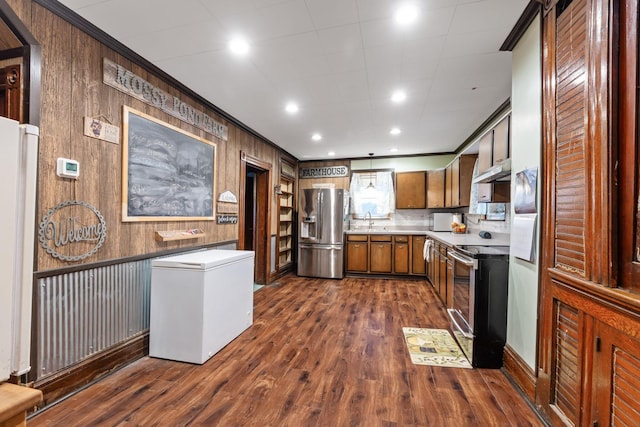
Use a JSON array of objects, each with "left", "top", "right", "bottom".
[
  {"left": 122, "top": 106, "right": 216, "bottom": 221},
  {"left": 514, "top": 167, "right": 538, "bottom": 214}
]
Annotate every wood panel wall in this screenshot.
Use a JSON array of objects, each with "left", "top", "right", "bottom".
[{"left": 7, "top": 0, "right": 290, "bottom": 272}]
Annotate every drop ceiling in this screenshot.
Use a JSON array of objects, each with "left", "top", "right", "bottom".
[{"left": 57, "top": 0, "right": 529, "bottom": 160}]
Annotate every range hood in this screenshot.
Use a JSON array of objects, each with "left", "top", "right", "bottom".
[{"left": 472, "top": 159, "right": 512, "bottom": 183}]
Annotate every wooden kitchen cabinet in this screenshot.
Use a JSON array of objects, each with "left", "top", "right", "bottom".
[
  {"left": 437, "top": 244, "right": 448, "bottom": 304},
  {"left": 393, "top": 236, "right": 409, "bottom": 274},
  {"left": 478, "top": 131, "right": 493, "bottom": 173},
  {"left": 426, "top": 169, "right": 445, "bottom": 208},
  {"left": 477, "top": 182, "right": 510, "bottom": 203},
  {"left": 370, "top": 235, "right": 392, "bottom": 273},
  {"left": 396, "top": 171, "right": 426, "bottom": 209},
  {"left": 492, "top": 115, "right": 510, "bottom": 165},
  {"left": 535, "top": 1, "right": 640, "bottom": 424},
  {"left": 445, "top": 166, "right": 452, "bottom": 207},
  {"left": 445, "top": 155, "right": 476, "bottom": 208},
  {"left": 476, "top": 115, "right": 510, "bottom": 174},
  {"left": 411, "top": 236, "right": 426, "bottom": 275},
  {"left": 426, "top": 240, "right": 437, "bottom": 284},
  {"left": 346, "top": 235, "right": 368, "bottom": 273},
  {"left": 346, "top": 234, "right": 427, "bottom": 276}
]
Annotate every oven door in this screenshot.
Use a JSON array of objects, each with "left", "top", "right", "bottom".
[{"left": 446, "top": 249, "right": 476, "bottom": 362}]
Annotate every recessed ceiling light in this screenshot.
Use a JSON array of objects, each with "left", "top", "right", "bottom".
[
  {"left": 285, "top": 102, "right": 299, "bottom": 114},
  {"left": 327, "top": 151, "right": 336, "bottom": 156},
  {"left": 395, "top": 4, "right": 418, "bottom": 25},
  {"left": 390, "top": 148, "right": 399, "bottom": 153},
  {"left": 312, "top": 133, "right": 322, "bottom": 141},
  {"left": 391, "top": 90, "right": 407, "bottom": 103},
  {"left": 390, "top": 127, "right": 402, "bottom": 135},
  {"left": 228, "top": 37, "right": 249, "bottom": 55}
]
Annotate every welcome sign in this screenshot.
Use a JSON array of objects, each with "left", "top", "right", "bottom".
[{"left": 38, "top": 201, "right": 107, "bottom": 262}]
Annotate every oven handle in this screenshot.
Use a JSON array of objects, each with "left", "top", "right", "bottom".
[
  {"left": 447, "top": 308, "right": 474, "bottom": 339},
  {"left": 448, "top": 250, "right": 476, "bottom": 268}
]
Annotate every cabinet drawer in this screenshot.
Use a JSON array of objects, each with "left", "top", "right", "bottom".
[
  {"left": 394, "top": 235, "right": 409, "bottom": 243},
  {"left": 370, "top": 235, "right": 392, "bottom": 242},
  {"left": 347, "top": 234, "right": 368, "bottom": 242}
]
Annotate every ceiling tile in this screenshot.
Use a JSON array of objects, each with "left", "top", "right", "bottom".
[
  {"left": 449, "top": 0, "right": 530, "bottom": 35},
  {"left": 67, "top": 0, "right": 214, "bottom": 38},
  {"left": 305, "top": 0, "right": 359, "bottom": 29}
]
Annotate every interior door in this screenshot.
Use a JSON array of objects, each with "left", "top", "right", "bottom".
[{"left": 239, "top": 152, "right": 271, "bottom": 285}]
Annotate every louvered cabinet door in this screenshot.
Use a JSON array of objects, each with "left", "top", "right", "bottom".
[
  {"left": 553, "top": 0, "right": 588, "bottom": 278},
  {"left": 593, "top": 321, "right": 640, "bottom": 427},
  {"left": 550, "top": 300, "right": 585, "bottom": 426}
]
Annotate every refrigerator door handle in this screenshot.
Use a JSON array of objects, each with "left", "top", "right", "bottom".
[
  {"left": 299, "top": 243, "right": 342, "bottom": 250},
  {"left": 317, "top": 191, "right": 323, "bottom": 240}
]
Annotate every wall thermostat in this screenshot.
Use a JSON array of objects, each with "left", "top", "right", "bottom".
[{"left": 57, "top": 157, "right": 80, "bottom": 179}]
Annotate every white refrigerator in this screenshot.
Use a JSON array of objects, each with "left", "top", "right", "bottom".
[
  {"left": 0, "top": 117, "right": 39, "bottom": 381},
  {"left": 150, "top": 249, "right": 255, "bottom": 364}
]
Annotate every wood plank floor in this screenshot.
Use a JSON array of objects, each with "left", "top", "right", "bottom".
[{"left": 29, "top": 275, "right": 544, "bottom": 426}]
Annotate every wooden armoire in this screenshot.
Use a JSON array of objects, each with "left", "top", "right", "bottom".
[{"left": 537, "top": 0, "right": 640, "bottom": 425}]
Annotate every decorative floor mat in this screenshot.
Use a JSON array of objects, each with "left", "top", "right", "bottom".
[{"left": 402, "top": 327, "right": 472, "bottom": 369}]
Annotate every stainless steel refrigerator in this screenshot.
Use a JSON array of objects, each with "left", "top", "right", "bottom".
[{"left": 297, "top": 188, "right": 347, "bottom": 279}]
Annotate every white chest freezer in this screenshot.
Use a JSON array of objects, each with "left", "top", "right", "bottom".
[{"left": 149, "top": 249, "right": 255, "bottom": 364}]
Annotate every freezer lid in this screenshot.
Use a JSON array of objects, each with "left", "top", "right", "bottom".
[{"left": 152, "top": 249, "right": 254, "bottom": 270}]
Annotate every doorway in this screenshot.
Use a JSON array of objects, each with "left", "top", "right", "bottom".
[{"left": 239, "top": 152, "right": 271, "bottom": 285}]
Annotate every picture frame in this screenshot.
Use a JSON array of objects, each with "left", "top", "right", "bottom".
[
  {"left": 121, "top": 106, "right": 216, "bottom": 222},
  {"left": 514, "top": 167, "right": 538, "bottom": 214}
]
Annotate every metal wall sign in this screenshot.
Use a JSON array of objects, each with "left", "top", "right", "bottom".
[
  {"left": 103, "top": 58, "right": 228, "bottom": 141},
  {"left": 83, "top": 116, "right": 120, "bottom": 144},
  {"left": 299, "top": 166, "right": 349, "bottom": 179},
  {"left": 217, "top": 215, "right": 238, "bottom": 224},
  {"left": 38, "top": 201, "right": 107, "bottom": 262}
]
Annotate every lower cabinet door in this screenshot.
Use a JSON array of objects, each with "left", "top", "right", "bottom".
[
  {"left": 346, "top": 242, "right": 368, "bottom": 272},
  {"left": 394, "top": 242, "right": 409, "bottom": 274},
  {"left": 370, "top": 243, "right": 392, "bottom": 273}
]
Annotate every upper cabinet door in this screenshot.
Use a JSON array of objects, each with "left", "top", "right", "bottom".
[
  {"left": 492, "top": 116, "right": 510, "bottom": 165},
  {"left": 427, "top": 169, "right": 445, "bottom": 208},
  {"left": 396, "top": 171, "right": 426, "bottom": 209},
  {"left": 478, "top": 131, "right": 493, "bottom": 173}
]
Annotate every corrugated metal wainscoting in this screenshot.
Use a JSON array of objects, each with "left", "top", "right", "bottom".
[
  {"left": 34, "top": 243, "right": 238, "bottom": 381},
  {"left": 36, "top": 259, "right": 151, "bottom": 379}
]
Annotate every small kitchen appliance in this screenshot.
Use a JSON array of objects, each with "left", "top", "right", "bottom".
[{"left": 432, "top": 213, "right": 454, "bottom": 231}]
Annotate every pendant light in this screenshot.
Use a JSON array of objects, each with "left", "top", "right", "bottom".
[{"left": 366, "top": 153, "right": 375, "bottom": 189}]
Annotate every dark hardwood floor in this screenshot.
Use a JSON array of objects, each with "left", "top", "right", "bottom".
[{"left": 29, "top": 275, "right": 543, "bottom": 426}]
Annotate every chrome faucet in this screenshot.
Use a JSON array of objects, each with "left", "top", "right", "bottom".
[{"left": 365, "top": 211, "right": 374, "bottom": 230}]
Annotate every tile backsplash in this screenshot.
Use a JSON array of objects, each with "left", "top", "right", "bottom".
[
  {"left": 349, "top": 206, "right": 511, "bottom": 237},
  {"left": 466, "top": 204, "right": 511, "bottom": 237}
]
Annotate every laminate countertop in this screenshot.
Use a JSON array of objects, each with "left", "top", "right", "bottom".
[{"left": 425, "top": 231, "right": 510, "bottom": 247}]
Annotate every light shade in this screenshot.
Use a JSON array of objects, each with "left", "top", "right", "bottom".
[
  {"left": 395, "top": 5, "right": 418, "bottom": 25},
  {"left": 285, "top": 102, "right": 299, "bottom": 113},
  {"left": 228, "top": 38, "right": 249, "bottom": 55},
  {"left": 391, "top": 90, "right": 407, "bottom": 103}
]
